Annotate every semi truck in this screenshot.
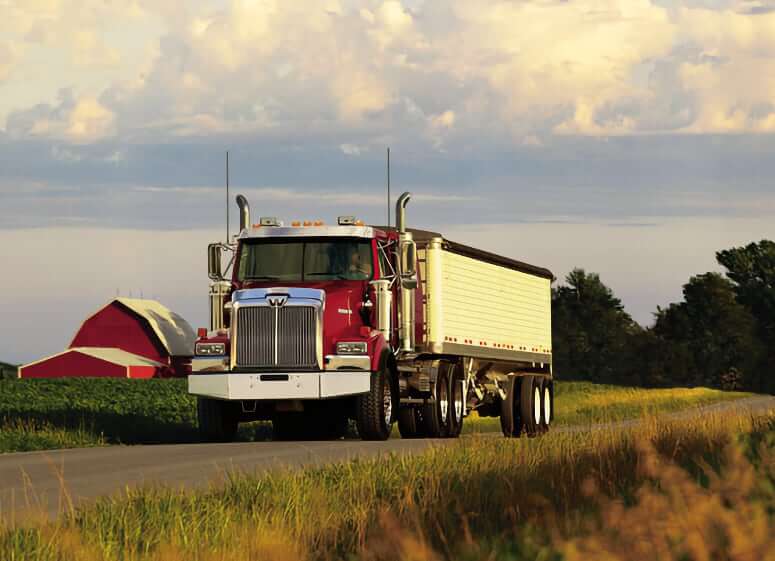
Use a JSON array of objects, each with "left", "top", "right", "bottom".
[{"left": 189, "top": 192, "right": 554, "bottom": 441}]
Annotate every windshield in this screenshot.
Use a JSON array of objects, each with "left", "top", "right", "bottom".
[{"left": 237, "top": 238, "right": 374, "bottom": 282}]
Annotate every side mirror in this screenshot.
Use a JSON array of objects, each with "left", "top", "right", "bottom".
[
  {"left": 401, "top": 240, "right": 417, "bottom": 288},
  {"left": 208, "top": 243, "right": 222, "bottom": 280}
]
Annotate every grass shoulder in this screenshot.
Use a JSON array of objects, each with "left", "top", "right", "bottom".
[{"left": 2, "top": 409, "right": 773, "bottom": 560}]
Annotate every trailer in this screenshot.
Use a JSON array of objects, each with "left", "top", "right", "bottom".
[{"left": 189, "top": 193, "right": 553, "bottom": 441}]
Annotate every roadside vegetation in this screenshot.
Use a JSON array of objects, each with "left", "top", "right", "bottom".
[
  {"left": 0, "top": 378, "right": 752, "bottom": 453},
  {"left": 2, "top": 411, "right": 772, "bottom": 560}
]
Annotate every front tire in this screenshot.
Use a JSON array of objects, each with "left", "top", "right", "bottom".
[
  {"left": 197, "top": 397, "right": 238, "bottom": 442},
  {"left": 355, "top": 353, "right": 396, "bottom": 441}
]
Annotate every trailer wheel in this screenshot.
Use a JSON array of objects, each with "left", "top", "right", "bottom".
[
  {"left": 520, "top": 375, "right": 541, "bottom": 437},
  {"left": 447, "top": 363, "right": 465, "bottom": 438},
  {"left": 397, "top": 407, "right": 426, "bottom": 438},
  {"left": 500, "top": 375, "right": 521, "bottom": 438},
  {"left": 540, "top": 379, "right": 552, "bottom": 433},
  {"left": 197, "top": 397, "right": 238, "bottom": 442},
  {"left": 355, "top": 353, "right": 396, "bottom": 441},
  {"left": 422, "top": 361, "right": 452, "bottom": 438}
]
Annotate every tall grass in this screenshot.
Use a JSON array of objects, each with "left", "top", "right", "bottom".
[{"left": 2, "top": 411, "right": 773, "bottom": 560}]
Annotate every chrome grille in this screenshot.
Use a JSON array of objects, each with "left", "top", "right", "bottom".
[{"left": 236, "top": 305, "right": 318, "bottom": 368}]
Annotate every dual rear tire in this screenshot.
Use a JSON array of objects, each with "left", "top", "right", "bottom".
[
  {"left": 398, "top": 361, "right": 464, "bottom": 439},
  {"left": 500, "top": 375, "right": 552, "bottom": 438}
]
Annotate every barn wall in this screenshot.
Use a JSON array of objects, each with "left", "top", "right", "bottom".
[
  {"left": 127, "top": 365, "right": 159, "bottom": 379},
  {"left": 20, "top": 352, "right": 126, "bottom": 378},
  {"left": 70, "top": 304, "right": 168, "bottom": 363}
]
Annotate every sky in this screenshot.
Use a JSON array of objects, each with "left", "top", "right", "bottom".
[{"left": 1, "top": 0, "right": 775, "bottom": 363}]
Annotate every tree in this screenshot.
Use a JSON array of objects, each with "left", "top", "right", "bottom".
[
  {"left": 717, "top": 241, "right": 775, "bottom": 391},
  {"left": 552, "top": 269, "right": 640, "bottom": 382},
  {"left": 653, "top": 273, "right": 762, "bottom": 390}
]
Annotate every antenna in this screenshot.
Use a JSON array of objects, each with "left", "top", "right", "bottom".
[
  {"left": 226, "top": 151, "right": 230, "bottom": 243},
  {"left": 387, "top": 147, "right": 391, "bottom": 226}
]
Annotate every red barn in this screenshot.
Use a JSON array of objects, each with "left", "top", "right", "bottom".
[{"left": 19, "top": 298, "right": 195, "bottom": 379}]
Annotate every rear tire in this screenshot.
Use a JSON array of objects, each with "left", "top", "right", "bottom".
[
  {"left": 397, "top": 407, "right": 426, "bottom": 438},
  {"left": 539, "top": 379, "right": 552, "bottom": 433},
  {"left": 197, "top": 397, "right": 238, "bottom": 442},
  {"left": 447, "top": 363, "right": 465, "bottom": 438},
  {"left": 422, "top": 361, "right": 452, "bottom": 438},
  {"left": 500, "top": 375, "right": 521, "bottom": 438},
  {"left": 520, "top": 375, "right": 541, "bottom": 437},
  {"left": 355, "top": 353, "right": 396, "bottom": 441}
]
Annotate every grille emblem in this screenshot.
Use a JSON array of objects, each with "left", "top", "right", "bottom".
[{"left": 267, "top": 295, "right": 288, "bottom": 307}]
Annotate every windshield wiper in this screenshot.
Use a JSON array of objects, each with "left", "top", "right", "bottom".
[{"left": 244, "top": 275, "right": 281, "bottom": 280}]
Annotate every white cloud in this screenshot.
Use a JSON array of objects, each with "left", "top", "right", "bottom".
[{"left": 3, "top": 0, "right": 775, "bottom": 142}]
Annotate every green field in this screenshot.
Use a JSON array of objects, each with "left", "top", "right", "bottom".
[
  {"left": 0, "top": 378, "right": 752, "bottom": 454},
  {"left": 2, "top": 409, "right": 772, "bottom": 560}
]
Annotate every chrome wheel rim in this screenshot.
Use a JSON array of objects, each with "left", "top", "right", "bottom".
[
  {"left": 453, "top": 381, "right": 463, "bottom": 422},
  {"left": 383, "top": 380, "right": 392, "bottom": 425},
  {"left": 543, "top": 386, "right": 551, "bottom": 424},
  {"left": 439, "top": 381, "right": 449, "bottom": 422},
  {"left": 533, "top": 386, "right": 541, "bottom": 425}
]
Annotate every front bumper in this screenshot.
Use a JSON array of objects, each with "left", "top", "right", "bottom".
[{"left": 188, "top": 371, "right": 371, "bottom": 400}]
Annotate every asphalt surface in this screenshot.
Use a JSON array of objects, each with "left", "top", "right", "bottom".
[{"left": 1, "top": 395, "right": 773, "bottom": 523}]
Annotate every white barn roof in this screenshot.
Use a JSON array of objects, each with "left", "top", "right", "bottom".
[{"left": 114, "top": 298, "right": 195, "bottom": 357}]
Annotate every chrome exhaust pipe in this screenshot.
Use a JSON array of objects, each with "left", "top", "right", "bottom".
[
  {"left": 395, "top": 191, "right": 415, "bottom": 353},
  {"left": 396, "top": 192, "right": 411, "bottom": 233},
  {"left": 236, "top": 194, "right": 250, "bottom": 232}
]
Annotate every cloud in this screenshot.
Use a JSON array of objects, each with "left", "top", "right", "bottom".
[
  {"left": 0, "top": 41, "right": 17, "bottom": 82},
  {"left": 4, "top": 0, "right": 773, "bottom": 144},
  {"left": 6, "top": 89, "right": 115, "bottom": 141}
]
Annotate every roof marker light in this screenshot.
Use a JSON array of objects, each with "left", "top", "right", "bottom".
[{"left": 338, "top": 216, "right": 356, "bottom": 225}]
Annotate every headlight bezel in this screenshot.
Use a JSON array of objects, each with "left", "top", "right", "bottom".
[{"left": 336, "top": 341, "right": 368, "bottom": 355}]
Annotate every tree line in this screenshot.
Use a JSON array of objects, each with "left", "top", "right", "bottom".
[{"left": 552, "top": 240, "right": 775, "bottom": 393}]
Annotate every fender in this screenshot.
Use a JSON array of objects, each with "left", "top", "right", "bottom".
[{"left": 368, "top": 330, "right": 391, "bottom": 372}]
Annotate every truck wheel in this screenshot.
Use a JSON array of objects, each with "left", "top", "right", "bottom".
[
  {"left": 355, "top": 355, "right": 396, "bottom": 441},
  {"left": 422, "top": 361, "right": 452, "bottom": 438},
  {"left": 197, "top": 397, "right": 238, "bottom": 442},
  {"left": 520, "top": 375, "right": 541, "bottom": 437},
  {"left": 397, "top": 407, "right": 425, "bottom": 438},
  {"left": 447, "top": 363, "right": 465, "bottom": 438},
  {"left": 500, "top": 375, "right": 521, "bottom": 438},
  {"left": 540, "top": 379, "right": 552, "bottom": 433}
]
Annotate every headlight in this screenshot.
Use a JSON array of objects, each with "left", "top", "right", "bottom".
[
  {"left": 336, "top": 341, "right": 367, "bottom": 355},
  {"left": 195, "top": 342, "right": 226, "bottom": 356}
]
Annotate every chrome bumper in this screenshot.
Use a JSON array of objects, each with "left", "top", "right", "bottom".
[{"left": 188, "top": 371, "right": 371, "bottom": 400}]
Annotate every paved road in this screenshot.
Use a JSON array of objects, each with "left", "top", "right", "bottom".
[{"left": 1, "top": 395, "right": 773, "bottom": 523}]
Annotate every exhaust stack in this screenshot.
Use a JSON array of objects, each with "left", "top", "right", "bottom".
[
  {"left": 236, "top": 194, "right": 250, "bottom": 232},
  {"left": 395, "top": 192, "right": 415, "bottom": 353}
]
